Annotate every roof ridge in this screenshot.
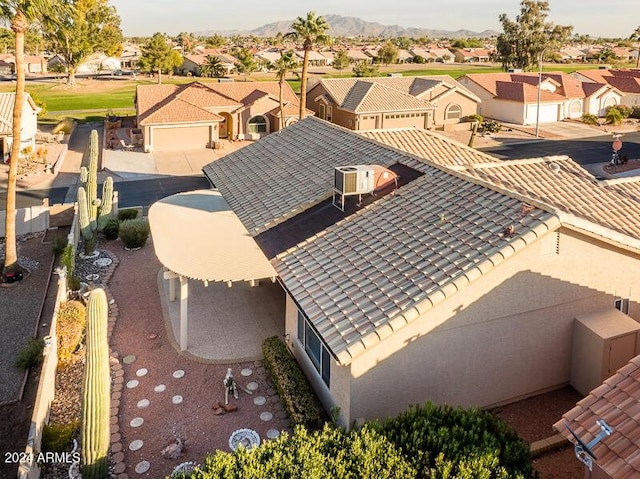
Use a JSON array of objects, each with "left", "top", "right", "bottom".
[{"left": 465, "top": 155, "right": 572, "bottom": 169}]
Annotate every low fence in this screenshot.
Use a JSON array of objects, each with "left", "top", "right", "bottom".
[{"left": 0, "top": 200, "right": 50, "bottom": 238}]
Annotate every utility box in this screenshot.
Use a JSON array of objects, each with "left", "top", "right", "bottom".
[{"left": 571, "top": 309, "right": 640, "bottom": 396}]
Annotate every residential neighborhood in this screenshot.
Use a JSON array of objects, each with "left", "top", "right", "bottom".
[{"left": 1, "top": 2, "right": 640, "bottom": 479}]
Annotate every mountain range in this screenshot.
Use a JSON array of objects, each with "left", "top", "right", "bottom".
[{"left": 198, "top": 14, "right": 498, "bottom": 39}]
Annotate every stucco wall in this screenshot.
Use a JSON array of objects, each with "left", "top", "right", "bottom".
[{"left": 434, "top": 94, "right": 478, "bottom": 126}]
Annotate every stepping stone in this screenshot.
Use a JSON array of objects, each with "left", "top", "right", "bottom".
[
  {"left": 126, "top": 380, "right": 139, "bottom": 389},
  {"left": 129, "top": 440, "right": 143, "bottom": 451},
  {"left": 134, "top": 461, "right": 150, "bottom": 474},
  {"left": 246, "top": 382, "right": 259, "bottom": 391},
  {"left": 172, "top": 395, "right": 183, "bottom": 404},
  {"left": 136, "top": 368, "right": 148, "bottom": 377},
  {"left": 154, "top": 384, "right": 166, "bottom": 393},
  {"left": 130, "top": 417, "right": 144, "bottom": 428},
  {"left": 241, "top": 368, "right": 253, "bottom": 377},
  {"left": 266, "top": 429, "right": 280, "bottom": 439},
  {"left": 93, "top": 257, "right": 113, "bottom": 267},
  {"left": 260, "top": 412, "right": 273, "bottom": 422},
  {"left": 253, "top": 396, "right": 266, "bottom": 406},
  {"left": 173, "top": 369, "right": 185, "bottom": 379},
  {"left": 137, "top": 399, "right": 150, "bottom": 409}
]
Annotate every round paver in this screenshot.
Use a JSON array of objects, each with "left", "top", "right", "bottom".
[
  {"left": 129, "top": 439, "right": 143, "bottom": 451},
  {"left": 172, "top": 395, "right": 183, "bottom": 404},
  {"left": 260, "top": 411, "right": 273, "bottom": 422},
  {"left": 134, "top": 461, "right": 150, "bottom": 474},
  {"left": 126, "top": 380, "right": 139, "bottom": 389},
  {"left": 241, "top": 368, "right": 253, "bottom": 377},
  {"left": 130, "top": 417, "right": 144, "bottom": 428},
  {"left": 137, "top": 399, "right": 150, "bottom": 409},
  {"left": 266, "top": 429, "right": 280, "bottom": 440},
  {"left": 246, "top": 382, "right": 259, "bottom": 391},
  {"left": 93, "top": 257, "right": 113, "bottom": 267},
  {"left": 228, "top": 429, "right": 260, "bottom": 451},
  {"left": 173, "top": 369, "right": 185, "bottom": 379},
  {"left": 136, "top": 368, "right": 148, "bottom": 377},
  {"left": 253, "top": 396, "right": 266, "bottom": 406},
  {"left": 154, "top": 384, "right": 166, "bottom": 393},
  {"left": 122, "top": 355, "right": 136, "bottom": 364}
]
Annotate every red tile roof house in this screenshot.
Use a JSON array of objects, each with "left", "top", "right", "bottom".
[
  {"left": 200, "top": 116, "right": 640, "bottom": 427},
  {"left": 179, "top": 54, "right": 236, "bottom": 77},
  {"left": 307, "top": 75, "right": 480, "bottom": 131},
  {"left": 453, "top": 48, "right": 493, "bottom": 63},
  {"left": 459, "top": 72, "right": 623, "bottom": 125},
  {"left": 572, "top": 69, "right": 640, "bottom": 109},
  {"left": 135, "top": 81, "right": 308, "bottom": 151}
]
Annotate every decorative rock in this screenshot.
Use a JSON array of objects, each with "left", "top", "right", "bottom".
[
  {"left": 113, "top": 463, "right": 126, "bottom": 474},
  {"left": 110, "top": 416, "right": 118, "bottom": 425},
  {"left": 93, "top": 257, "right": 113, "bottom": 267},
  {"left": 276, "top": 410, "right": 288, "bottom": 420},
  {"left": 154, "top": 384, "right": 166, "bottom": 392},
  {"left": 136, "top": 368, "right": 148, "bottom": 377},
  {"left": 253, "top": 396, "right": 266, "bottom": 406},
  {"left": 260, "top": 411, "right": 273, "bottom": 422},
  {"left": 266, "top": 429, "right": 280, "bottom": 439},
  {"left": 173, "top": 369, "right": 185, "bottom": 378},
  {"left": 113, "top": 376, "right": 123, "bottom": 385},
  {"left": 111, "top": 452, "right": 124, "bottom": 463},
  {"left": 130, "top": 417, "right": 144, "bottom": 428},
  {"left": 172, "top": 395, "right": 183, "bottom": 404},
  {"left": 228, "top": 428, "right": 260, "bottom": 451},
  {"left": 117, "top": 473, "right": 129, "bottom": 479},
  {"left": 137, "top": 399, "right": 150, "bottom": 409},
  {"left": 112, "top": 391, "right": 121, "bottom": 401},
  {"left": 111, "top": 424, "right": 120, "bottom": 434},
  {"left": 126, "top": 380, "right": 139, "bottom": 389},
  {"left": 135, "top": 461, "right": 150, "bottom": 474},
  {"left": 246, "top": 382, "right": 259, "bottom": 391},
  {"left": 110, "top": 433, "right": 121, "bottom": 443},
  {"left": 266, "top": 387, "right": 276, "bottom": 396},
  {"left": 147, "top": 334, "right": 157, "bottom": 340},
  {"left": 113, "top": 383, "right": 122, "bottom": 393},
  {"left": 241, "top": 368, "right": 253, "bottom": 377},
  {"left": 111, "top": 442, "right": 123, "bottom": 453},
  {"left": 123, "top": 355, "right": 136, "bottom": 364},
  {"left": 129, "top": 439, "right": 143, "bottom": 451}
]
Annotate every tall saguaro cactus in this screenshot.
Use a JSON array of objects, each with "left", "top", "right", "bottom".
[
  {"left": 97, "top": 177, "right": 113, "bottom": 231},
  {"left": 81, "top": 288, "right": 110, "bottom": 479},
  {"left": 77, "top": 186, "right": 94, "bottom": 253},
  {"left": 87, "top": 130, "right": 99, "bottom": 222}
]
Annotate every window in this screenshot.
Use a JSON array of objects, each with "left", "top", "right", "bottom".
[
  {"left": 297, "top": 310, "right": 331, "bottom": 387},
  {"left": 247, "top": 115, "right": 267, "bottom": 134},
  {"left": 615, "top": 298, "right": 630, "bottom": 315},
  {"left": 319, "top": 104, "right": 326, "bottom": 120},
  {"left": 327, "top": 106, "right": 333, "bottom": 122},
  {"left": 445, "top": 103, "right": 462, "bottom": 120}
]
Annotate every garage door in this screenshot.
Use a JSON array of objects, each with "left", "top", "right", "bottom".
[
  {"left": 525, "top": 104, "right": 559, "bottom": 124},
  {"left": 152, "top": 125, "right": 212, "bottom": 151}
]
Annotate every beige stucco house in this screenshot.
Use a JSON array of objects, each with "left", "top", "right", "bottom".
[
  {"left": 203, "top": 117, "right": 640, "bottom": 428},
  {"left": 307, "top": 75, "right": 480, "bottom": 131},
  {"left": 0, "top": 92, "right": 40, "bottom": 161},
  {"left": 135, "top": 81, "right": 307, "bottom": 151},
  {"left": 459, "top": 71, "right": 623, "bottom": 124}
]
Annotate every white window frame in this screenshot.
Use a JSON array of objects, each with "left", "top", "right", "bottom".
[
  {"left": 445, "top": 103, "right": 463, "bottom": 120},
  {"left": 615, "top": 298, "right": 630, "bottom": 315},
  {"left": 247, "top": 115, "right": 268, "bottom": 134},
  {"left": 297, "top": 310, "right": 331, "bottom": 387}
]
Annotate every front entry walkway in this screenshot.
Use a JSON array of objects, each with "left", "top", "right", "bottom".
[{"left": 158, "top": 272, "right": 285, "bottom": 362}]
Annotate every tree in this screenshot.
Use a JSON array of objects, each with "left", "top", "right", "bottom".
[
  {"left": 175, "top": 31, "right": 195, "bottom": 53},
  {"left": 273, "top": 50, "right": 298, "bottom": 129},
  {"left": 202, "top": 33, "right": 225, "bottom": 48},
  {"left": 287, "top": 11, "right": 329, "bottom": 119},
  {"left": 233, "top": 47, "right": 257, "bottom": 81},
  {"left": 199, "top": 55, "right": 226, "bottom": 78},
  {"left": 44, "top": 0, "right": 123, "bottom": 86},
  {"left": 0, "top": 0, "right": 65, "bottom": 282},
  {"left": 496, "top": 0, "right": 572, "bottom": 71},
  {"left": 630, "top": 26, "right": 640, "bottom": 68},
  {"left": 353, "top": 62, "right": 379, "bottom": 77},
  {"left": 378, "top": 41, "right": 399, "bottom": 66},
  {"left": 139, "top": 32, "right": 181, "bottom": 84},
  {"left": 331, "top": 49, "right": 349, "bottom": 76}
]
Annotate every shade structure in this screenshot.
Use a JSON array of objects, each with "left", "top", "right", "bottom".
[{"left": 149, "top": 189, "right": 277, "bottom": 283}]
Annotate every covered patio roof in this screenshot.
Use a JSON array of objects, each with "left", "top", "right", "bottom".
[{"left": 149, "top": 189, "right": 277, "bottom": 283}]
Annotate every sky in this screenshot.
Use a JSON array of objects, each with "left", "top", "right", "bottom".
[{"left": 110, "top": 0, "right": 639, "bottom": 39}]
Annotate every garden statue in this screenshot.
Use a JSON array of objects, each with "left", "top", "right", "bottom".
[{"left": 223, "top": 368, "right": 238, "bottom": 405}]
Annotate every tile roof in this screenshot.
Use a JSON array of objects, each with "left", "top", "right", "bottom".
[
  {"left": 574, "top": 69, "right": 640, "bottom": 94},
  {"left": 554, "top": 354, "right": 640, "bottom": 478},
  {"left": 0, "top": 92, "right": 38, "bottom": 134},
  {"left": 343, "top": 81, "right": 435, "bottom": 113}
]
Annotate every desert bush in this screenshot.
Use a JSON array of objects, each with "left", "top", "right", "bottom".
[
  {"left": 52, "top": 117, "right": 74, "bottom": 134},
  {"left": 465, "top": 113, "right": 483, "bottom": 123},
  {"left": 41, "top": 421, "right": 80, "bottom": 452},
  {"left": 102, "top": 218, "right": 120, "bottom": 240},
  {"left": 118, "top": 218, "right": 150, "bottom": 249},
  {"left": 605, "top": 107, "right": 624, "bottom": 125},
  {"left": 479, "top": 118, "right": 502, "bottom": 133},
  {"left": 52, "top": 236, "right": 67, "bottom": 256},
  {"left": 16, "top": 337, "right": 45, "bottom": 369},
  {"left": 581, "top": 113, "right": 599, "bottom": 125},
  {"left": 630, "top": 106, "right": 640, "bottom": 119},
  {"left": 371, "top": 401, "right": 535, "bottom": 479},
  {"left": 611, "top": 104, "right": 633, "bottom": 119},
  {"left": 117, "top": 208, "right": 138, "bottom": 221},
  {"left": 56, "top": 300, "right": 86, "bottom": 364},
  {"left": 262, "top": 336, "right": 327, "bottom": 430}
]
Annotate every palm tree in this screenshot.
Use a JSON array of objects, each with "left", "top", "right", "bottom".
[
  {"left": 200, "top": 55, "right": 226, "bottom": 78},
  {"left": 287, "top": 11, "right": 329, "bottom": 119},
  {"left": 273, "top": 50, "right": 298, "bottom": 129},
  {"left": 0, "top": 0, "right": 64, "bottom": 282},
  {"left": 630, "top": 26, "right": 640, "bottom": 68}
]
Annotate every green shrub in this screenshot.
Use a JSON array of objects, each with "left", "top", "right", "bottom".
[
  {"left": 117, "top": 208, "right": 138, "bottom": 221},
  {"left": 68, "top": 275, "right": 81, "bottom": 292},
  {"left": 262, "top": 336, "right": 328, "bottom": 430},
  {"left": 630, "top": 106, "right": 640, "bottom": 119},
  {"left": 56, "top": 300, "right": 86, "bottom": 364},
  {"left": 60, "top": 244, "right": 75, "bottom": 276},
  {"left": 370, "top": 402, "right": 535, "bottom": 479},
  {"left": 465, "top": 113, "right": 483, "bottom": 124},
  {"left": 52, "top": 236, "right": 67, "bottom": 256},
  {"left": 479, "top": 119, "right": 502, "bottom": 133},
  {"left": 613, "top": 104, "right": 633, "bottom": 119},
  {"left": 16, "top": 337, "right": 45, "bottom": 369},
  {"left": 190, "top": 424, "right": 415, "bottom": 479},
  {"left": 102, "top": 218, "right": 120, "bottom": 240},
  {"left": 581, "top": 113, "right": 599, "bottom": 125},
  {"left": 605, "top": 107, "right": 623, "bottom": 125},
  {"left": 118, "top": 218, "right": 150, "bottom": 249},
  {"left": 41, "top": 421, "right": 80, "bottom": 452}
]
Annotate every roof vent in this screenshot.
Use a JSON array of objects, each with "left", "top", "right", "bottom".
[
  {"left": 563, "top": 419, "right": 613, "bottom": 472},
  {"left": 548, "top": 162, "right": 561, "bottom": 173},
  {"left": 333, "top": 165, "right": 397, "bottom": 211}
]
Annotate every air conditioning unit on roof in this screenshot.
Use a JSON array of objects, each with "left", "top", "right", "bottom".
[{"left": 334, "top": 165, "right": 375, "bottom": 196}]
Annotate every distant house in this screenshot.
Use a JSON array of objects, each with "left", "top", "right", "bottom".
[
  {"left": 0, "top": 92, "right": 40, "bottom": 161},
  {"left": 345, "top": 49, "right": 371, "bottom": 64},
  {"left": 135, "top": 80, "right": 309, "bottom": 151},
  {"left": 306, "top": 75, "right": 480, "bottom": 131},
  {"left": 119, "top": 44, "right": 141, "bottom": 70},
  {"left": 293, "top": 50, "right": 329, "bottom": 67},
  {"left": 559, "top": 47, "right": 587, "bottom": 63},
  {"left": 180, "top": 54, "right": 235, "bottom": 76},
  {"left": 453, "top": 48, "right": 493, "bottom": 63},
  {"left": 459, "top": 71, "right": 622, "bottom": 124},
  {"left": 572, "top": 69, "right": 640, "bottom": 107},
  {"left": 409, "top": 47, "right": 454, "bottom": 63},
  {"left": 0, "top": 54, "right": 47, "bottom": 74}
]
